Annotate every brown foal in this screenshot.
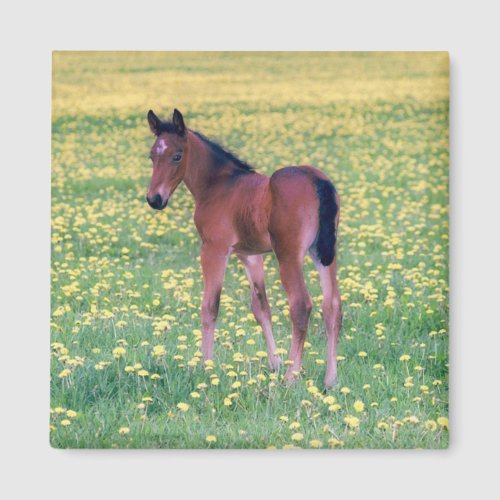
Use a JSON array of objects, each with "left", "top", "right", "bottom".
[{"left": 146, "top": 109, "right": 342, "bottom": 388}]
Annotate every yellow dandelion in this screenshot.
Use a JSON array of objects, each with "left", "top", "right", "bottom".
[
  {"left": 353, "top": 400, "right": 365, "bottom": 413},
  {"left": 177, "top": 402, "right": 190, "bottom": 412},
  {"left": 437, "top": 417, "right": 449, "bottom": 429}
]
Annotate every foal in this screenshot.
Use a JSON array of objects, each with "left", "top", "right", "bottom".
[{"left": 146, "top": 109, "right": 342, "bottom": 388}]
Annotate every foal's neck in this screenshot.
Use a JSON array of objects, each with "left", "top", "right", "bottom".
[{"left": 182, "top": 130, "right": 253, "bottom": 204}]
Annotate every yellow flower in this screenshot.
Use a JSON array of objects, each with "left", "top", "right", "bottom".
[
  {"left": 399, "top": 354, "right": 411, "bottom": 362},
  {"left": 358, "top": 351, "right": 368, "bottom": 358},
  {"left": 291, "top": 432, "right": 304, "bottom": 442},
  {"left": 309, "top": 439, "right": 323, "bottom": 448},
  {"left": 328, "top": 437, "right": 343, "bottom": 448},
  {"left": 206, "top": 435, "right": 217, "bottom": 443},
  {"left": 223, "top": 397, "right": 232, "bottom": 407},
  {"left": 112, "top": 347, "right": 126, "bottom": 359},
  {"left": 353, "top": 400, "right": 365, "bottom": 413},
  {"left": 60, "top": 419, "right": 71, "bottom": 427},
  {"left": 190, "top": 391, "right": 201, "bottom": 399},
  {"left": 340, "top": 386, "right": 351, "bottom": 395},
  {"left": 323, "top": 395, "right": 336, "bottom": 405},
  {"left": 66, "top": 410, "right": 77, "bottom": 418},
  {"left": 437, "top": 417, "right": 449, "bottom": 429},
  {"left": 137, "top": 369, "right": 149, "bottom": 377},
  {"left": 177, "top": 402, "right": 190, "bottom": 412},
  {"left": 152, "top": 345, "right": 166, "bottom": 357},
  {"left": 425, "top": 420, "right": 437, "bottom": 431},
  {"left": 343, "top": 415, "right": 360, "bottom": 428},
  {"left": 289, "top": 422, "right": 301, "bottom": 430},
  {"left": 58, "top": 369, "right": 71, "bottom": 379},
  {"left": 118, "top": 427, "right": 130, "bottom": 436}
]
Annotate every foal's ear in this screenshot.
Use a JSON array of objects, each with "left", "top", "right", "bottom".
[
  {"left": 172, "top": 108, "right": 186, "bottom": 136},
  {"left": 147, "top": 110, "right": 161, "bottom": 135}
]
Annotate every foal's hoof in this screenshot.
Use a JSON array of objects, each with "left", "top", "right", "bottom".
[
  {"left": 324, "top": 376, "right": 338, "bottom": 390},
  {"left": 269, "top": 355, "right": 283, "bottom": 371},
  {"left": 284, "top": 368, "right": 300, "bottom": 386}
]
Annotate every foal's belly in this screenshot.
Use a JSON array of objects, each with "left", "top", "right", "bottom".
[{"left": 232, "top": 231, "right": 273, "bottom": 255}]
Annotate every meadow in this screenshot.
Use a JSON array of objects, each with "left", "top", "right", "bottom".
[{"left": 50, "top": 52, "right": 449, "bottom": 449}]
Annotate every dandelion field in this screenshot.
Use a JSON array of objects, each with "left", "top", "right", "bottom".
[{"left": 51, "top": 52, "right": 449, "bottom": 449}]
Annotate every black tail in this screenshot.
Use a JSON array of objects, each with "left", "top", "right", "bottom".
[{"left": 314, "top": 178, "right": 338, "bottom": 266}]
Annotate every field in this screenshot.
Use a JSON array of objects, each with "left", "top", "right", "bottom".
[{"left": 50, "top": 52, "right": 449, "bottom": 449}]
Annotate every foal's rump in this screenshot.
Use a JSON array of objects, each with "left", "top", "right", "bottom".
[{"left": 268, "top": 166, "right": 339, "bottom": 265}]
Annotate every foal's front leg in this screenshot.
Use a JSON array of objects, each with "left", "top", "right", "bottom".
[{"left": 200, "top": 243, "right": 230, "bottom": 360}]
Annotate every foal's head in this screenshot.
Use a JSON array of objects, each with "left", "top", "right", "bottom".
[{"left": 146, "top": 109, "right": 188, "bottom": 210}]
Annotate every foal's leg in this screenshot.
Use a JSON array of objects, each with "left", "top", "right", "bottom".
[
  {"left": 276, "top": 253, "right": 313, "bottom": 384},
  {"left": 200, "top": 244, "right": 230, "bottom": 361},
  {"left": 311, "top": 254, "right": 342, "bottom": 388},
  {"left": 237, "top": 254, "right": 282, "bottom": 370}
]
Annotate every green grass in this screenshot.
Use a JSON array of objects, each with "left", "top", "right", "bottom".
[{"left": 50, "top": 52, "right": 449, "bottom": 448}]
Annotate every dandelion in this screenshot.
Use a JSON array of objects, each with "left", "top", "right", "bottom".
[
  {"left": 66, "top": 410, "right": 77, "bottom": 418},
  {"left": 206, "top": 435, "right": 217, "bottom": 444},
  {"left": 309, "top": 439, "right": 323, "bottom": 448},
  {"left": 60, "top": 419, "right": 71, "bottom": 427},
  {"left": 344, "top": 415, "right": 360, "bottom": 429},
  {"left": 118, "top": 427, "right": 130, "bottom": 436},
  {"left": 437, "top": 417, "right": 449, "bottom": 429},
  {"left": 399, "top": 354, "right": 411, "bottom": 362},
  {"left": 177, "top": 402, "right": 190, "bottom": 412},
  {"left": 112, "top": 347, "right": 126, "bottom": 359},
  {"left": 58, "top": 369, "right": 71, "bottom": 379},
  {"left": 328, "top": 438, "right": 344, "bottom": 448},
  {"left": 353, "top": 400, "right": 365, "bottom": 413},
  {"left": 291, "top": 433, "right": 304, "bottom": 442},
  {"left": 137, "top": 369, "right": 149, "bottom": 377},
  {"left": 340, "top": 386, "right": 351, "bottom": 395},
  {"left": 152, "top": 345, "right": 166, "bottom": 357},
  {"left": 425, "top": 420, "right": 438, "bottom": 431}
]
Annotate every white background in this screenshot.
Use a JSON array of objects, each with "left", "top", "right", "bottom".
[{"left": 1, "top": 1, "right": 499, "bottom": 498}]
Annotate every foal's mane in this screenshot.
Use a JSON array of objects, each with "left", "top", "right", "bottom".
[{"left": 193, "top": 131, "right": 255, "bottom": 174}]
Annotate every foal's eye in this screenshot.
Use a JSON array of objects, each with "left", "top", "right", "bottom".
[{"left": 172, "top": 153, "right": 182, "bottom": 162}]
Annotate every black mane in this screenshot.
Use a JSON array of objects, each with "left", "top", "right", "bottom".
[{"left": 193, "top": 131, "right": 255, "bottom": 173}]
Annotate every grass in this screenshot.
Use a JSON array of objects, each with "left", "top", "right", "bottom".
[{"left": 50, "top": 51, "right": 449, "bottom": 449}]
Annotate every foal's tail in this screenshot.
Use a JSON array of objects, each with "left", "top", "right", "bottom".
[{"left": 313, "top": 178, "right": 338, "bottom": 266}]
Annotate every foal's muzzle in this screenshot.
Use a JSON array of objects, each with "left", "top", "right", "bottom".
[{"left": 146, "top": 194, "right": 168, "bottom": 210}]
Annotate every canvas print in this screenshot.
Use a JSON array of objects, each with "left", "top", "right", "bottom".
[{"left": 50, "top": 52, "right": 449, "bottom": 448}]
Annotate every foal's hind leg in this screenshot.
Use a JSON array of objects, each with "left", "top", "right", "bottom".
[
  {"left": 237, "top": 254, "right": 282, "bottom": 370},
  {"left": 311, "top": 254, "right": 342, "bottom": 388},
  {"left": 276, "top": 253, "right": 313, "bottom": 384}
]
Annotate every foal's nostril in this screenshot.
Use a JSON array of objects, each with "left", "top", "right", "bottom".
[{"left": 147, "top": 194, "right": 163, "bottom": 210}]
